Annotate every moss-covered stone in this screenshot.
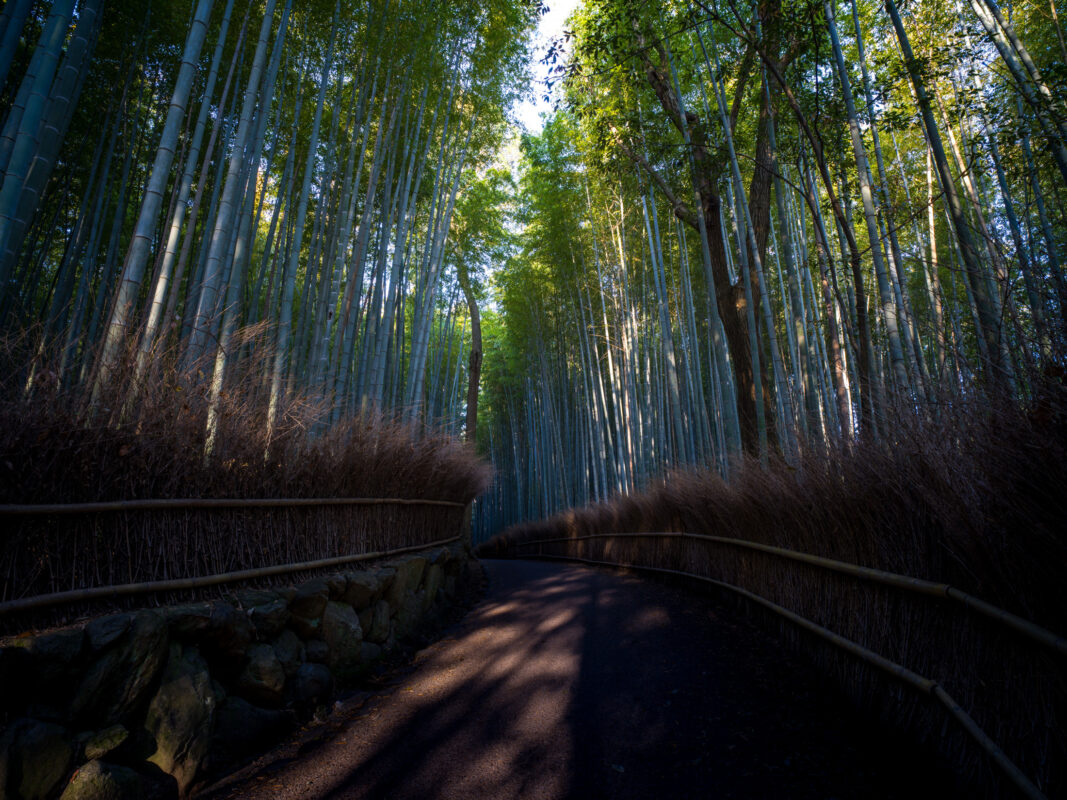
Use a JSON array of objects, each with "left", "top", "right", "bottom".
[
  {"left": 271, "top": 631, "right": 304, "bottom": 678},
  {"left": 363, "top": 600, "right": 391, "bottom": 644},
  {"left": 236, "top": 645, "right": 285, "bottom": 708},
  {"left": 384, "top": 558, "right": 427, "bottom": 608},
  {"left": 144, "top": 645, "right": 215, "bottom": 795},
  {"left": 200, "top": 603, "right": 253, "bottom": 672},
  {"left": 321, "top": 603, "right": 363, "bottom": 681},
  {"left": 9, "top": 627, "right": 85, "bottom": 665},
  {"left": 72, "top": 612, "right": 168, "bottom": 725},
  {"left": 58, "top": 760, "right": 145, "bottom": 800},
  {"left": 157, "top": 604, "right": 213, "bottom": 639},
  {"left": 394, "top": 590, "right": 424, "bottom": 638},
  {"left": 85, "top": 615, "right": 132, "bottom": 652},
  {"left": 83, "top": 725, "right": 128, "bottom": 761},
  {"left": 325, "top": 575, "right": 347, "bottom": 600},
  {"left": 248, "top": 600, "right": 289, "bottom": 640},
  {"left": 304, "top": 639, "right": 328, "bottom": 664},
  {"left": 0, "top": 718, "right": 73, "bottom": 800},
  {"left": 288, "top": 580, "right": 329, "bottom": 620},
  {"left": 422, "top": 564, "right": 445, "bottom": 611},
  {"left": 4, "top": 628, "right": 85, "bottom": 710},
  {"left": 342, "top": 571, "right": 383, "bottom": 610}
]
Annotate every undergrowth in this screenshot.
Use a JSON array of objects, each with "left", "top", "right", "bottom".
[{"left": 0, "top": 326, "right": 492, "bottom": 505}]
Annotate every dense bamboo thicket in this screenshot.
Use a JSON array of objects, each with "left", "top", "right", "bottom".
[
  {"left": 0, "top": 0, "right": 534, "bottom": 446},
  {"left": 473, "top": 0, "right": 1067, "bottom": 539}
]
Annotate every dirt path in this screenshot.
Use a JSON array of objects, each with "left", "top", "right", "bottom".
[{"left": 207, "top": 559, "right": 954, "bottom": 799}]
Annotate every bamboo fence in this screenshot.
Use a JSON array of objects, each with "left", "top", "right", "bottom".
[{"left": 1, "top": 496, "right": 468, "bottom": 627}]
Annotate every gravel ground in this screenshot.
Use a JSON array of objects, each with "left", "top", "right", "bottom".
[{"left": 202, "top": 558, "right": 958, "bottom": 800}]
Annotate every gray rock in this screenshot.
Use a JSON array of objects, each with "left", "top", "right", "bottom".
[
  {"left": 145, "top": 645, "right": 215, "bottom": 795},
  {"left": 202, "top": 602, "right": 253, "bottom": 669},
  {"left": 287, "top": 580, "right": 329, "bottom": 640},
  {"left": 72, "top": 612, "right": 168, "bottom": 725},
  {"left": 321, "top": 603, "right": 363, "bottom": 681},
  {"left": 131, "top": 762, "right": 178, "bottom": 800},
  {"left": 275, "top": 586, "right": 296, "bottom": 604},
  {"left": 360, "top": 642, "right": 382, "bottom": 663},
  {"left": 445, "top": 551, "right": 464, "bottom": 577},
  {"left": 444, "top": 576, "right": 457, "bottom": 598},
  {"left": 86, "top": 614, "right": 132, "bottom": 652},
  {"left": 15, "top": 627, "right": 85, "bottom": 665},
  {"left": 292, "top": 663, "right": 333, "bottom": 706},
  {"left": 59, "top": 760, "right": 143, "bottom": 800},
  {"left": 0, "top": 645, "right": 24, "bottom": 703},
  {"left": 84, "top": 725, "right": 128, "bottom": 761},
  {"left": 325, "top": 575, "right": 347, "bottom": 600},
  {"left": 209, "top": 697, "right": 294, "bottom": 770},
  {"left": 394, "top": 590, "right": 423, "bottom": 638},
  {"left": 236, "top": 644, "right": 285, "bottom": 708},
  {"left": 1, "top": 723, "right": 12, "bottom": 790},
  {"left": 211, "top": 679, "right": 227, "bottom": 705},
  {"left": 0, "top": 719, "right": 73, "bottom": 800},
  {"left": 248, "top": 599, "right": 289, "bottom": 640},
  {"left": 364, "top": 601, "right": 390, "bottom": 644},
  {"left": 271, "top": 631, "right": 304, "bottom": 678},
  {"left": 288, "top": 580, "right": 329, "bottom": 620},
  {"left": 357, "top": 607, "right": 373, "bottom": 636},
  {"left": 341, "top": 571, "right": 382, "bottom": 609},
  {"left": 422, "top": 564, "right": 445, "bottom": 611},
  {"left": 232, "top": 589, "right": 278, "bottom": 609},
  {"left": 376, "top": 567, "right": 396, "bottom": 598},
  {"left": 3, "top": 628, "right": 84, "bottom": 709},
  {"left": 287, "top": 613, "right": 321, "bottom": 641},
  {"left": 304, "top": 639, "right": 328, "bottom": 664},
  {"left": 158, "top": 603, "right": 213, "bottom": 638},
  {"left": 384, "top": 557, "right": 427, "bottom": 607}
]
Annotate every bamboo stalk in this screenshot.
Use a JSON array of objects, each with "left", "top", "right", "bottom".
[
  {"left": 0, "top": 535, "right": 460, "bottom": 615},
  {"left": 511, "top": 532, "right": 1067, "bottom": 657},
  {"left": 0, "top": 496, "right": 466, "bottom": 516},
  {"left": 523, "top": 552, "right": 1046, "bottom": 800}
]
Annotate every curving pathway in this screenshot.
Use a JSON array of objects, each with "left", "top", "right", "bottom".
[{"left": 208, "top": 559, "right": 955, "bottom": 799}]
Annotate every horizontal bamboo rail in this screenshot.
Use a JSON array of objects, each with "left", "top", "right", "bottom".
[
  {"left": 513, "top": 532, "right": 1067, "bottom": 657},
  {"left": 525, "top": 552, "right": 1046, "bottom": 800},
  {"left": 0, "top": 496, "right": 467, "bottom": 516},
  {"left": 0, "top": 536, "right": 460, "bottom": 616}
]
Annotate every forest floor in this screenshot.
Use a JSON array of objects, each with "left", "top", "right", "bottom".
[{"left": 201, "top": 559, "right": 960, "bottom": 800}]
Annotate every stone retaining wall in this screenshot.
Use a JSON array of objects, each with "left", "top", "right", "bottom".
[{"left": 0, "top": 544, "right": 468, "bottom": 800}]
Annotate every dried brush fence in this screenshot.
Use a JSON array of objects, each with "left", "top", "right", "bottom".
[
  {"left": 480, "top": 386, "right": 1067, "bottom": 800},
  {"left": 0, "top": 332, "right": 491, "bottom": 634},
  {"left": 0, "top": 497, "right": 468, "bottom": 633}
]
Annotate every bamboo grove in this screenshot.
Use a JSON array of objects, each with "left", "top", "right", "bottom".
[
  {"left": 1, "top": 0, "right": 1065, "bottom": 545},
  {"left": 473, "top": 0, "right": 1067, "bottom": 540},
  {"left": 0, "top": 0, "right": 535, "bottom": 445}
]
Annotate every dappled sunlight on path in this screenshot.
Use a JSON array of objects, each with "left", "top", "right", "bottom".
[{"left": 212, "top": 560, "right": 954, "bottom": 800}]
